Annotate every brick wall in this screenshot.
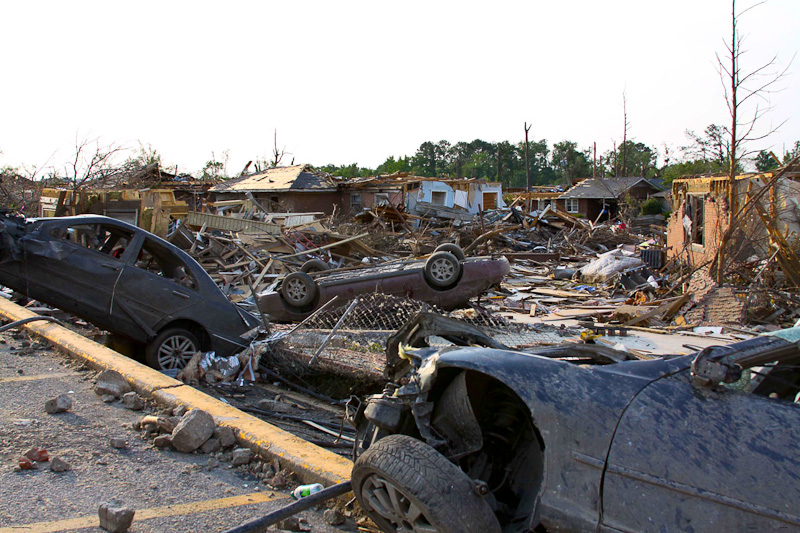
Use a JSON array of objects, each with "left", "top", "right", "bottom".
[{"left": 666, "top": 193, "right": 728, "bottom": 266}]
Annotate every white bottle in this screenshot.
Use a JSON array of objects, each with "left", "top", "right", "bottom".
[{"left": 292, "top": 483, "right": 324, "bottom": 499}]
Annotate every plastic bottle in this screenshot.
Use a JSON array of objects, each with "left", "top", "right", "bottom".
[{"left": 292, "top": 483, "right": 324, "bottom": 499}]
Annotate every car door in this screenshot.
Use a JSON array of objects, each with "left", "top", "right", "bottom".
[
  {"left": 601, "top": 363, "right": 800, "bottom": 531},
  {"left": 111, "top": 234, "right": 199, "bottom": 338},
  {"left": 22, "top": 221, "right": 130, "bottom": 326}
]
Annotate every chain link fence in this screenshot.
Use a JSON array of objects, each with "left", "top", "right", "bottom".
[{"left": 266, "top": 293, "right": 580, "bottom": 381}]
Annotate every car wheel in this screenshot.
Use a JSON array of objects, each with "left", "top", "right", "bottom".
[
  {"left": 300, "top": 259, "right": 329, "bottom": 273},
  {"left": 352, "top": 435, "right": 501, "bottom": 533},
  {"left": 145, "top": 328, "right": 200, "bottom": 371},
  {"left": 280, "top": 272, "right": 318, "bottom": 308},
  {"left": 433, "top": 243, "right": 466, "bottom": 261},
  {"left": 423, "top": 251, "right": 462, "bottom": 289}
]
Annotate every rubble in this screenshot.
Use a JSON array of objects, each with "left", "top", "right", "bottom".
[
  {"left": 94, "top": 370, "right": 132, "bottom": 399},
  {"left": 98, "top": 500, "right": 135, "bottom": 533},
  {"left": 109, "top": 438, "right": 128, "bottom": 449},
  {"left": 215, "top": 426, "right": 237, "bottom": 448},
  {"left": 24, "top": 447, "right": 49, "bottom": 462},
  {"left": 153, "top": 435, "right": 172, "bottom": 448},
  {"left": 231, "top": 447, "right": 253, "bottom": 466},
  {"left": 170, "top": 408, "right": 215, "bottom": 453},
  {"left": 44, "top": 393, "right": 73, "bottom": 414},
  {"left": 200, "top": 438, "right": 221, "bottom": 454},
  {"left": 121, "top": 391, "right": 144, "bottom": 411},
  {"left": 49, "top": 456, "right": 71, "bottom": 472}
]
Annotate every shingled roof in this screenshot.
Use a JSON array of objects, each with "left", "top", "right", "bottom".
[
  {"left": 211, "top": 165, "right": 336, "bottom": 193},
  {"left": 559, "top": 177, "right": 661, "bottom": 200}
]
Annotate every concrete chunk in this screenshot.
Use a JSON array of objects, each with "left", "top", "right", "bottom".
[
  {"left": 122, "top": 392, "right": 144, "bottom": 411},
  {"left": 50, "top": 456, "right": 71, "bottom": 473},
  {"left": 231, "top": 447, "right": 253, "bottom": 466},
  {"left": 94, "top": 370, "right": 132, "bottom": 399},
  {"left": 215, "top": 426, "right": 236, "bottom": 448},
  {"left": 45, "top": 393, "right": 73, "bottom": 414},
  {"left": 171, "top": 409, "right": 214, "bottom": 452},
  {"left": 98, "top": 500, "right": 135, "bottom": 533}
]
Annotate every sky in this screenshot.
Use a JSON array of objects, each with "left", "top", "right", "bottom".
[{"left": 1, "top": 0, "right": 799, "bottom": 177}]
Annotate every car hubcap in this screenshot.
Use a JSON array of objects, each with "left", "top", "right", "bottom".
[
  {"left": 157, "top": 335, "right": 196, "bottom": 370},
  {"left": 361, "top": 475, "right": 437, "bottom": 533},
  {"left": 285, "top": 278, "right": 308, "bottom": 302},
  {"left": 430, "top": 258, "right": 455, "bottom": 283}
]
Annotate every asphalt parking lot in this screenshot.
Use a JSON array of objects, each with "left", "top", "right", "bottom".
[{"left": 0, "top": 330, "right": 358, "bottom": 533}]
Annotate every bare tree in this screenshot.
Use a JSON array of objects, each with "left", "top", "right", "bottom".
[
  {"left": 62, "top": 136, "right": 126, "bottom": 192},
  {"left": 715, "top": 0, "right": 792, "bottom": 284},
  {"left": 271, "top": 129, "right": 291, "bottom": 167}
]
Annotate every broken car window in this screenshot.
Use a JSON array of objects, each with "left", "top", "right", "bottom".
[
  {"left": 135, "top": 237, "right": 196, "bottom": 290},
  {"left": 53, "top": 224, "right": 135, "bottom": 257}
]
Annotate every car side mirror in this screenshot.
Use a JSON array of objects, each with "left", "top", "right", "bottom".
[{"left": 691, "top": 347, "right": 743, "bottom": 389}]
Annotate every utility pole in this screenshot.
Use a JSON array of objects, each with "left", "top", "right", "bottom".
[
  {"left": 524, "top": 122, "right": 532, "bottom": 213},
  {"left": 621, "top": 91, "right": 629, "bottom": 176},
  {"left": 593, "top": 142, "right": 597, "bottom": 178}
]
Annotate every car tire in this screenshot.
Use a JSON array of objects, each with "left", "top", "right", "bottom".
[
  {"left": 300, "top": 259, "right": 329, "bottom": 273},
  {"left": 145, "top": 327, "right": 200, "bottom": 371},
  {"left": 433, "top": 243, "right": 466, "bottom": 261},
  {"left": 423, "top": 251, "right": 462, "bottom": 289},
  {"left": 280, "top": 272, "right": 318, "bottom": 308},
  {"left": 352, "top": 434, "right": 501, "bottom": 533}
]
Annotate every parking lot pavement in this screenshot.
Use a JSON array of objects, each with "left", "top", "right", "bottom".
[{"left": 0, "top": 332, "right": 356, "bottom": 533}]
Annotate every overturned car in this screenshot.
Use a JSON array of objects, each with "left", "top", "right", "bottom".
[
  {"left": 349, "top": 314, "right": 800, "bottom": 532},
  {"left": 0, "top": 214, "right": 260, "bottom": 371},
  {"left": 258, "top": 244, "right": 510, "bottom": 322}
]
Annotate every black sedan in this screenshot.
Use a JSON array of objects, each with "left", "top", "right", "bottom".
[
  {"left": 0, "top": 214, "right": 260, "bottom": 371},
  {"left": 350, "top": 314, "right": 800, "bottom": 532}
]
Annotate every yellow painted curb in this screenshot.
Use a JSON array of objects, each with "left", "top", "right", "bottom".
[
  {"left": 0, "top": 297, "right": 353, "bottom": 485},
  {"left": 154, "top": 385, "right": 352, "bottom": 484},
  {"left": 0, "top": 299, "right": 179, "bottom": 395}
]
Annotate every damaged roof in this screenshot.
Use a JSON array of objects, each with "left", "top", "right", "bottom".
[
  {"left": 211, "top": 165, "right": 336, "bottom": 193},
  {"left": 559, "top": 177, "right": 661, "bottom": 200}
]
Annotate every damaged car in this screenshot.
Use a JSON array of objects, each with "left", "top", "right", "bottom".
[
  {"left": 258, "top": 244, "right": 510, "bottom": 322},
  {"left": 349, "top": 313, "right": 800, "bottom": 532},
  {"left": 0, "top": 214, "right": 260, "bottom": 372}
]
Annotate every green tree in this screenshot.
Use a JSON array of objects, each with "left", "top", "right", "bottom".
[
  {"left": 783, "top": 141, "right": 800, "bottom": 164},
  {"left": 317, "top": 163, "right": 373, "bottom": 178},
  {"left": 551, "top": 141, "right": 591, "bottom": 184},
  {"left": 408, "top": 140, "right": 453, "bottom": 177},
  {"left": 375, "top": 156, "right": 412, "bottom": 174},
  {"left": 754, "top": 150, "right": 780, "bottom": 172},
  {"left": 682, "top": 124, "right": 728, "bottom": 168},
  {"left": 201, "top": 150, "right": 229, "bottom": 180},
  {"left": 608, "top": 141, "right": 656, "bottom": 177},
  {"left": 518, "top": 139, "right": 554, "bottom": 185}
]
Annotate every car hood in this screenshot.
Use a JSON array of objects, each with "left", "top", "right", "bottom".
[{"left": 427, "top": 345, "right": 688, "bottom": 382}]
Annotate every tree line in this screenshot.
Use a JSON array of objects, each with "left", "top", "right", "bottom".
[{"left": 317, "top": 127, "right": 800, "bottom": 188}]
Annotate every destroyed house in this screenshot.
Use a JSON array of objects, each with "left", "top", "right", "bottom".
[
  {"left": 407, "top": 179, "right": 505, "bottom": 215},
  {"left": 507, "top": 186, "right": 564, "bottom": 213},
  {"left": 36, "top": 163, "right": 215, "bottom": 237},
  {"left": 666, "top": 165, "right": 800, "bottom": 270},
  {"left": 210, "top": 165, "right": 341, "bottom": 214},
  {"left": 342, "top": 173, "right": 505, "bottom": 219},
  {"left": 557, "top": 177, "right": 662, "bottom": 220}
]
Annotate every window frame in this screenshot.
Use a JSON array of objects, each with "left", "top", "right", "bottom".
[{"left": 565, "top": 198, "right": 579, "bottom": 214}]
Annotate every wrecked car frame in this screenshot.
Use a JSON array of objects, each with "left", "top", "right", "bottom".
[
  {"left": 258, "top": 246, "right": 511, "bottom": 322},
  {"left": 0, "top": 214, "right": 260, "bottom": 371},
  {"left": 350, "top": 314, "right": 800, "bottom": 532}
]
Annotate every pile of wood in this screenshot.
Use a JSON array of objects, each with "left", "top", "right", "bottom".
[{"left": 169, "top": 218, "right": 382, "bottom": 302}]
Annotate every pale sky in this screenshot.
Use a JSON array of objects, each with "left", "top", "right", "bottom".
[{"left": 1, "top": 0, "right": 798, "bottom": 177}]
